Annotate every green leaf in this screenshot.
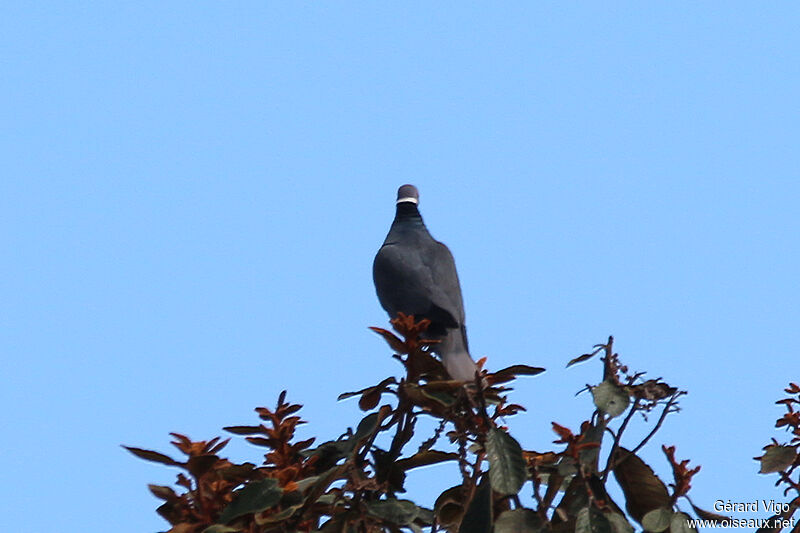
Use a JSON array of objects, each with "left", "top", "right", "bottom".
[
  {"left": 641, "top": 508, "right": 673, "bottom": 533},
  {"left": 348, "top": 406, "right": 393, "bottom": 455},
  {"left": 318, "top": 512, "right": 359, "bottom": 533},
  {"left": 553, "top": 475, "right": 589, "bottom": 520},
  {"left": 605, "top": 512, "right": 634, "bottom": 533},
  {"left": 354, "top": 413, "right": 378, "bottom": 440},
  {"left": 759, "top": 445, "right": 797, "bottom": 474},
  {"left": 494, "top": 508, "right": 544, "bottom": 533},
  {"left": 414, "top": 506, "right": 434, "bottom": 525},
  {"left": 591, "top": 381, "right": 630, "bottom": 418},
  {"left": 459, "top": 478, "right": 492, "bottom": 533},
  {"left": 292, "top": 475, "right": 320, "bottom": 492},
  {"left": 302, "top": 464, "right": 348, "bottom": 510},
  {"left": 304, "top": 409, "right": 390, "bottom": 465},
  {"left": 420, "top": 387, "right": 456, "bottom": 407},
  {"left": 536, "top": 472, "right": 572, "bottom": 492},
  {"left": 302, "top": 438, "right": 354, "bottom": 463},
  {"left": 366, "top": 499, "right": 419, "bottom": 525},
  {"left": 557, "top": 457, "right": 578, "bottom": 477},
  {"left": 255, "top": 503, "right": 303, "bottom": 525},
  {"left": 218, "top": 478, "right": 282, "bottom": 524},
  {"left": 578, "top": 422, "right": 604, "bottom": 468},
  {"left": 670, "top": 511, "right": 698, "bottom": 533},
  {"left": 486, "top": 427, "right": 527, "bottom": 495},
  {"left": 575, "top": 507, "right": 611, "bottom": 533},
  {"left": 316, "top": 493, "right": 338, "bottom": 505}
]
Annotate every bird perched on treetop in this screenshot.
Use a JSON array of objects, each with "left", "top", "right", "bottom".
[{"left": 373, "top": 184, "right": 478, "bottom": 381}]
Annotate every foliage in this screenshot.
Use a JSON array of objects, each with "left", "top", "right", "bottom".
[
  {"left": 753, "top": 383, "right": 800, "bottom": 532},
  {"left": 127, "top": 314, "right": 729, "bottom": 533}
]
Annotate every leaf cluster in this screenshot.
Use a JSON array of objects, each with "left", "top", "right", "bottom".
[
  {"left": 128, "top": 321, "right": 721, "bottom": 533},
  {"left": 752, "top": 383, "right": 800, "bottom": 531}
]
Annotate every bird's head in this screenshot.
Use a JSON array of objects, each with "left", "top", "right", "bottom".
[{"left": 396, "top": 184, "right": 419, "bottom": 205}]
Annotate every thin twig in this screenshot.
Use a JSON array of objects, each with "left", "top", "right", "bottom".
[
  {"left": 530, "top": 473, "right": 546, "bottom": 514},
  {"left": 602, "top": 398, "right": 641, "bottom": 481},
  {"left": 602, "top": 336, "right": 614, "bottom": 381},
  {"left": 629, "top": 391, "right": 685, "bottom": 457},
  {"left": 458, "top": 437, "right": 471, "bottom": 486},
  {"left": 418, "top": 418, "right": 447, "bottom": 453},
  {"left": 604, "top": 391, "right": 684, "bottom": 473}
]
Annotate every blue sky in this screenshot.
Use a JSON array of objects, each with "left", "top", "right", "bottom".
[{"left": 2, "top": 3, "right": 798, "bottom": 531}]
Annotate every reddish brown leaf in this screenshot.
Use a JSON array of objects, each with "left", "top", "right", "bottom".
[
  {"left": 689, "top": 502, "right": 728, "bottom": 524},
  {"left": 566, "top": 352, "right": 597, "bottom": 368},
  {"left": 551, "top": 422, "right": 575, "bottom": 443},
  {"left": 662, "top": 445, "right": 701, "bottom": 499},
  {"left": 495, "top": 403, "right": 527, "bottom": 417},
  {"left": 254, "top": 407, "right": 277, "bottom": 421},
  {"left": 283, "top": 416, "right": 304, "bottom": 427},
  {"left": 282, "top": 403, "right": 302, "bottom": 416},
  {"left": 369, "top": 326, "right": 408, "bottom": 353},
  {"left": 632, "top": 379, "right": 677, "bottom": 401},
  {"left": 165, "top": 523, "right": 195, "bottom": 533},
  {"left": 338, "top": 390, "right": 365, "bottom": 401},
  {"left": 434, "top": 485, "right": 467, "bottom": 528},
  {"left": 396, "top": 450, "right": 459, "bottom": 471},
  {"left": 169, "top": 433, "right": 192, "bottom": 452},
  {"left": 224, "top": 425, "right": 268, "bottom": 436},
  {"left": 148, "top": 484, "right": 178, "bottom": 501},
  {"left": 187, "top": 454, "right": 219, "bottom": 478},
  {"left": 612, "top": 447, "right": 671, "bottom": 523},
  {"left": 389, "top": 312, "right": 432, "bottom": 340},
  {"left": 218, "top": 462, "right": 257, "bottom": 481},
  {"left": 176, "top": 473, "right": 192, "bottom": 490},
  {"left": 338, "top": 377, "right": 397, "bottom": 402},
  {"left": 123, "top": 446, "right": 181, "bottom": 467},
  {"left": 490, "top": 364, "right": 546, "bottom": 385},
  {"left": 359, "top": 388, "right": 381, "bottom": 411},
  {"left": 246, "top": 437, "right": 276, "bottom": 447},
  {"left": 295, "top": 437, "right": 316, "bottom": 449},
  {"left": 155, "top": 501, "right": 181, "bottom": 525},
  {"left": 524, "top": 450, "right": 559, "bottom": 466},
  {"left": 208, "top": 438, "right": 230, "bottom": 455}
]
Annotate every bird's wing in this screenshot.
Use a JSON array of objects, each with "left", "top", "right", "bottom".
[
  {"left": 425, "top": 241, "right": 466, "bottom": 325},
  {"left": 373, "top": 242, "right": 461, "bottom": 328}
]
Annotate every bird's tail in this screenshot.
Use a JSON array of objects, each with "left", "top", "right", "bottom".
[{"left": 438, "top": 327, "right": 478, "bottom": 382}]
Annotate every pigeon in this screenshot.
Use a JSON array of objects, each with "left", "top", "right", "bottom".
[{"left": 373, "top": 184, "right": 478, "bottom": 381}]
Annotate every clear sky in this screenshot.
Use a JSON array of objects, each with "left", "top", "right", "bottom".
[{"left": 2, "top": 3, "right": 798, "bottom": 532}]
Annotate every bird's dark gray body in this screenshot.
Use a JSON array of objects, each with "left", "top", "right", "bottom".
[{"left": 373, "top": 185, "right": 477, "bottom": 381}]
